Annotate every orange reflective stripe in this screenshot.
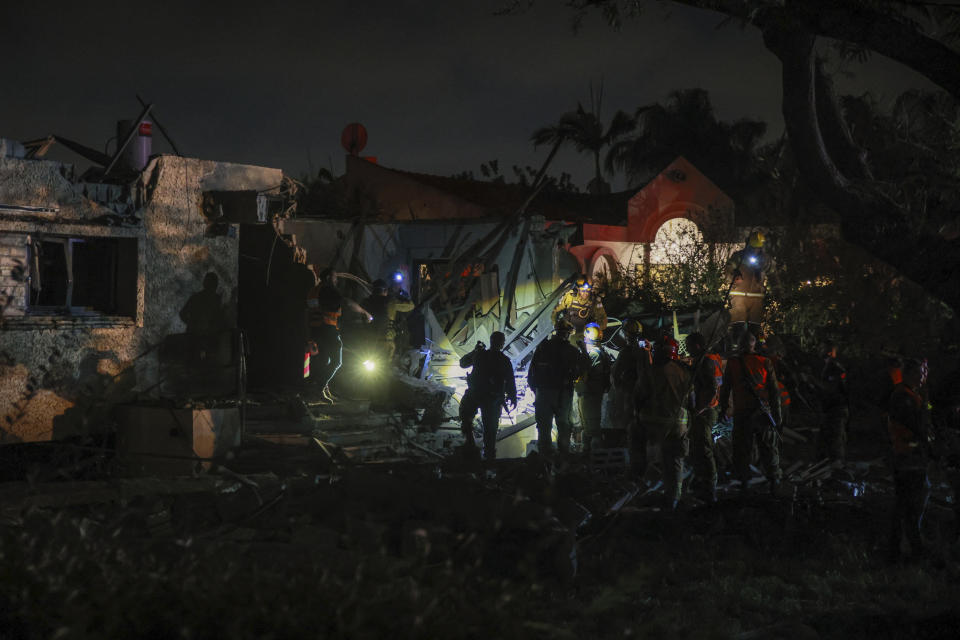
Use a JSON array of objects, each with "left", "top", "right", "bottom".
[{"left": 888, "top": 385, "right": 921, "bottom": 455}]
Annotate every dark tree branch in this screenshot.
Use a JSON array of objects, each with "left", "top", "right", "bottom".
[
  {"left": 814, "top": 58, "right": 873, "bottom": 181},
  {"left": 664, "top": 0, "right": 960, "bottom": 100},
  {"left": 763, "top": 23, "right": 960, "bottom": 311}
]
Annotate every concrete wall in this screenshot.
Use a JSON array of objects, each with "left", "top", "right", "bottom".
[{"left": 0, "top": 155, "right": 281, "bottom": 443}]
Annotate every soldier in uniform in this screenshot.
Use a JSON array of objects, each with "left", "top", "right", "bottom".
[
  {"left": 552, "top": 275, "right": 607, "bottom": 345},
  {"left": 528, "top": 318, "right": 590, "bottom": 456},
  {"left": 611, "top": 319, "right": 652, "bottom": 433},
  {"left": 818, "top": 342, "right": 850, "bottom": 463},
  {"left": 685, "top": 331, "right": 723, "bottom": 504},
  {"left": 458, "top": 331, "right": 517, "bottom": 462},
  {"left": 575, "top": 322, "right": 612, "bottom": 454},
  {"left": 634, "top": 335, "right": 690, "bottom": 510},
  {"left": 719, "top": 330, "right": 782, "bottom": 494}
]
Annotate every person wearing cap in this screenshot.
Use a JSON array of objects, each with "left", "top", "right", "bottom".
[
  {"left": 685, "top": 331, "right": 723, "bottom": 504},
  {"left": 634, "top": 334, "right": 691, "bottom": 509},
  {"left": 718, "top": 330, "right": 782, "bottom": 494},
  {"left": 575, "top": 322, "right": 612, "bottom": 454},
  {"left": 458, "top": 331, "right": 517, "bottom": 462},
  {"left": 362, "top": 278, "right": 415, "bottom": 362},
  {"left": 528, "top": 318, "right": 590, "bottom": 456},
  {"left": 552, "top": 274, "right": 607, "bottom": 345},
  {"left": 726, "top": 231, "right": 771, "bottom": 338}
]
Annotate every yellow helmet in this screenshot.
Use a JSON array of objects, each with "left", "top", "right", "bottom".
[
  {"left": 748, "top": 231, "right": 765, "bottom": 248},
  {"left": 584, "top": 323, "right": 602, "bottom": 343},
  {"left": 622, "top": 318, "right": 643, "bottom": 337}
]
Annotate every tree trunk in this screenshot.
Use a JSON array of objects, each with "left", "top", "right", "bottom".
[{"left": 763, "top": 25, "right": 960, "bottom": 312}]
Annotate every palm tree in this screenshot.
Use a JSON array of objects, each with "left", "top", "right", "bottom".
[
  {"left": 532, "top": 83, "right": 636, "bottom": 194},
  {"left": 605, "top": 89, "right": 767, "bottom": 193}
]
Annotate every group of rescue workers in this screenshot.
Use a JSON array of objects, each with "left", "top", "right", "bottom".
[
  {"left": 305, "top": 257, "right": 957, "bottom": 562},
  {"left": 456, "top": 272, "right": 955, "bottom": 561}
]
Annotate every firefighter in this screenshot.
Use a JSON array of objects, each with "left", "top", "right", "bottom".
[
  {"left": 887, "top": 358, "right": 930, "bottom": 560},
  {"left": 362, "top": 279, "right": 415, "bottom": 363},
  {"left": 719, "top": 330, "right": 782, "bottom": 494},
  {"left": 458, "top": 331, "right": 517, "bottom": 462},
  {"left": 552, "top": 274, "right": 607, "bottom": 344},
  {"left": 818, "top": 342, "right": 850, "bottom": 463},
  {"left": 306, "top": 268, "right": 373, "bottom": 404},
  {"left": 635, "top": 335, "right": 690, "bottom": 510},
  {"left": 611, "top": 319, "right": 652, "bottom": 432},
  {"left": 528, "top": 318, "right": 590, "bottom": 456},
  {"left": 685, "top": 331, "right": 723, "bottom": 504},
  {"left": 726, "top": 231, "right": 770, "bottom": 337},
  {"left": 575, "top": 322, "right": 612, "bottom": 453}
]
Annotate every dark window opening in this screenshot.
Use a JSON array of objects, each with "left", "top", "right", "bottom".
[{"left": 28, "top": 236, "right": 137, "bottom": 317}]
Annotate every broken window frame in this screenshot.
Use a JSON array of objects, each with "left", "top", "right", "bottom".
[{"left": 26, "top": 234, "right": 137, "bottom": 318}]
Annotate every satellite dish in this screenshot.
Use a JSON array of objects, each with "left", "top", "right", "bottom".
[{"left": 341, "top": 123, "right": 368, "bottom": 155}]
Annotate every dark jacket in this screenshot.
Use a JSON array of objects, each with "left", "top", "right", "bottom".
[
  {"left": 528, "top": 336, "right": 589, "bottom": 391},
  {"left": 460, "top": 348, "right": 517, "bottom": 402}
]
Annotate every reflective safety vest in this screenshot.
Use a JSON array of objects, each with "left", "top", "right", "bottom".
[
  {"left": 725, "top": 354, "right": 774, "bottom": 413},
  {"left": 705, "top": 353, "right": 724, "bottom": 408},
  {"left": 888, "top": 383, "right": 922, "bottom": 457},
  {"left": 772, "top": 356, "right": 791, "bottom": 407}
]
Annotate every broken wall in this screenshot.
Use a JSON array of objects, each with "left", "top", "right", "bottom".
[{"left": 0, "top": 154, "right": 282, "bottom": 443}]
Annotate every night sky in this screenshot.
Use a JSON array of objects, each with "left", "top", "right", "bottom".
[{"left": 1, "top": 1, "right": 936, "bottom": 190}]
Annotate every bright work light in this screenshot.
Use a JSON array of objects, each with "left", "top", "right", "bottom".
[
  {"left": 393, "top": 272, "right": 403, "bottom": 282},
  {"left": 362, "top": 359, "right": 376, "bottom": 372},
  {"left": 748, "top": 255, "right": 758, "bottom": 265}
]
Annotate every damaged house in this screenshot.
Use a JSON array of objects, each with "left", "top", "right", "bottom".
[
  {"left": 269, "top": 153, "right": 756, "bottom": 457},
  {"left": 0, "top": 137, "right": 283, "bottom": 468}
]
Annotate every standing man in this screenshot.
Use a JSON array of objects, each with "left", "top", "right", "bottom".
[
  {"left": 528, "top": 318, "right": 590, "bottom": 456},
  {"left": 887, "top": 358, "right": 930, "bottom": 560},
  {"left": 306, "top": 268, "right": 372, "bottom": 404},
  {"left": 575, "top": 322, "right": 612, "bottom": 454},
  {"left": 719, "top": 331, "right": 782, "bottom": 494},
  {"left": 818, "top": 342, "right": 850, "bottom": 463},
  {"left": 458, "top": 331, "right": 517, "bottom": 462},
  {"left": 611, "top": 319, "right": 652, "bottom": 432},
  {"left": 363, "top": 279, "right": 415, "bottom": 363},
  {"left": 552, "top": 275, "right": 607, "bottom": 345},
  {"left": 685, "top": 332, "right": 723, "bottom": 504},
  {"left": 762, "top": 335, "right": 798, "bottom": 432},
  {"left": 726, "top": 231, "right": 770, "bottom": 339},
  {"left": 634, "top": 335, "right": 691, "bottom": 510}
]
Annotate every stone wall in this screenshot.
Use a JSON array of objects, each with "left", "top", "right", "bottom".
[{"left": 0, "top": 155, "right": 282, "bottom": 443}]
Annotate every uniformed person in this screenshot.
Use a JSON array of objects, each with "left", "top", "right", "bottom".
[
  {"left": 762, "top": 335, "right": 798, "bottom": 431},
  {"left": 611, "top": 319, "right": 652, "bottom": 432},
  {"left": 818, "top": 342, "right": 850, "bottom": 462},
  {"left": 459, "top": 331, "right": 517, "bottom": 462},
  {"left": 552, "top": 275, "right": 607, "bottom": 344},
  {"left": 887, "top": 358, "right": 930, "bottom": 560},
  {"left": 363, "top": 279, "right": 415, "bottom": 362},
  {"left": 528, "top": 318, "right": 590, "bottom": 455},
  {"left": 726, "top": 231, "right": 770, "bottom": 337},
  {"left": 575, "top": 322, "right": 612, "bottom": 453},
  {"left": 718, "top": 330, "right": 782, "bottom": 494},
  {"left": 685, "top": 331, "right": 723, "bottom": 504},
  {"left": 634, "top": 335, "right": 690, "bottom": 510}
]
